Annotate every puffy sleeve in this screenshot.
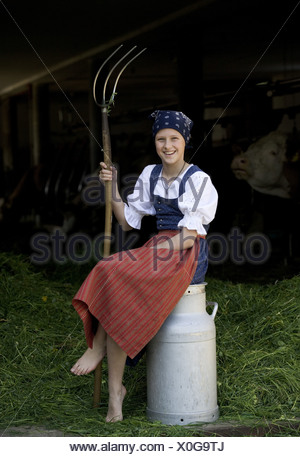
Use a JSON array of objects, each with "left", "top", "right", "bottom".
[
  {"left": 178, "top": 171, "right": 218, "bottom": 235},
  {"left": 124, "top": 165, "right": 156, "bottom": 229}
]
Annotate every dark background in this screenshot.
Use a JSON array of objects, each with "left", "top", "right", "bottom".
[{"left": 1, "top": 0, "right": 300, "bottom": 279}]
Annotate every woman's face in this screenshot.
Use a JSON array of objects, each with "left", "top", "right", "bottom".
[{"left": 155, "top": 128, "right": 185, "bottom": 166}]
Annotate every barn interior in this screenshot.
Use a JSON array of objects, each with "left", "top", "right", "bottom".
[{"left": 1, "top": 0, "right": 300, "bottom": 280}]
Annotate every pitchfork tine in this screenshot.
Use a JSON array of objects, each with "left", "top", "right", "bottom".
[
  {"left": 101, "top": 46, "right": 138, "bottom": 105},
  {"left": 92, "top": 44, "right": 123, "bottom": 105},
  {"left": 93, "top": 45, "right": 146, "bottom": 108},
  {"left": 111, "top": 47, "right": 147, "bottom": 104}
]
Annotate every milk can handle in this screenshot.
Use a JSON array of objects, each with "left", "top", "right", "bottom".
[{"left": 206, "top": 301, "right": 218, "bottom": 320}]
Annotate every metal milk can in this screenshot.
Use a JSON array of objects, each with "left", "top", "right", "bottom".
[{"left": 146, "top": 283, "right": 219, "bottom": 425}]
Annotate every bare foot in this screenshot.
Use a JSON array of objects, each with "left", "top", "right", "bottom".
[
  {"left": 106, "top": 385, "right": 127, "bottom": 423},
  {"left": 70, "top": 345, "right": 106, "bottom": 376}
]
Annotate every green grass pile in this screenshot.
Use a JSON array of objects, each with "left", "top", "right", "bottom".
[
  {"left": 209, "top": 278, "right": 299, "bottom": 423},
  {"left": 0, "top": 252, "right": 299, "bottom": 436}
]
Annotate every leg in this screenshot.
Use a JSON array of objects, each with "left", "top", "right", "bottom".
[
  {"left": 105, "top": 335, "right": 127, "bottom": 422},
  {"left": 71, "top": 323, "right": 107, "bottom": 376}
]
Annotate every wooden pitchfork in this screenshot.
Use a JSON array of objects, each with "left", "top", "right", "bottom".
[{"left": 92, "top": 44, "right": 146, "bottom": 408}]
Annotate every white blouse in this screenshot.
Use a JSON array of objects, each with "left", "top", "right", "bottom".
[{"left": 124, "top": 164, "right": 218, "bottom": 235}]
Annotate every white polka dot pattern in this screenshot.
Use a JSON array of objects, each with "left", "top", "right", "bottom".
[{"left": 150, "top": 110, "right": 193, "bottom": 143}]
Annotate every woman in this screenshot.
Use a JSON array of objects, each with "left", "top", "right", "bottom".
[{"left": 71, "top": 110, "right": 218, "bottom": 422}]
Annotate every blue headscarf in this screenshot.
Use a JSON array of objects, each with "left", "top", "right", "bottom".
[{"left": 150, "top": 110, "right": 193, "bottom": 144}]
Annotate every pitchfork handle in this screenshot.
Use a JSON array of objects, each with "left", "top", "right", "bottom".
[
  {"left": 101, "top": 107, "right": 113, "bottom": 258},
  {"left": 93, "top": 107, "right": 113, "bottom": 408}
]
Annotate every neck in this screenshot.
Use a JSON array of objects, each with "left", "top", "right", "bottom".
[{"left": 162, "top": 160, "right": 186, "bottom": 178}]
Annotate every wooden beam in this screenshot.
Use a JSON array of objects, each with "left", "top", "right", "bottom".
[
  {"left": 0, "top": 0, "right": 217, "bottom": 97},
  {"left": 30, "top": 84, "right": 49, "bottom": 166},
  {"left": 1, "top": 98, "right": 13, "bottom": 170}
]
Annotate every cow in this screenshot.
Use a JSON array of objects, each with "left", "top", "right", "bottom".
[
  {"left": 230, "top": 131, "right": 300, "bottom": 199},
  {"left": 230, "top": 130, "right": 300, "bottom": 261}
]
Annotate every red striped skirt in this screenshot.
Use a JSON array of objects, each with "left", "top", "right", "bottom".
[{"left": 72, "top": 230, "right": 202, "bottom": 359}]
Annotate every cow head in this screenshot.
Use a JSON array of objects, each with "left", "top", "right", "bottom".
[{"left": 230, "top": 131, "right": 292, "bottom": 198}]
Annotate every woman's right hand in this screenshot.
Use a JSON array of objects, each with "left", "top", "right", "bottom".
[
  {"left": 98, "top": 162, "right": 117, "bottom": 184},
  {"left": 98, "top": 162, "right": 131, "bottom": 231}
]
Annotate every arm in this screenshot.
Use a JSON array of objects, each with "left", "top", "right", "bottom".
[
  {"left": 99, "top": 162, "right": 133, "bottom": 231},
  {"left": 178, "top": 172, "right": 218, "bottom": 235},
  {"left": 155, "top": 172, "right": 217, "bottom": 251}
]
